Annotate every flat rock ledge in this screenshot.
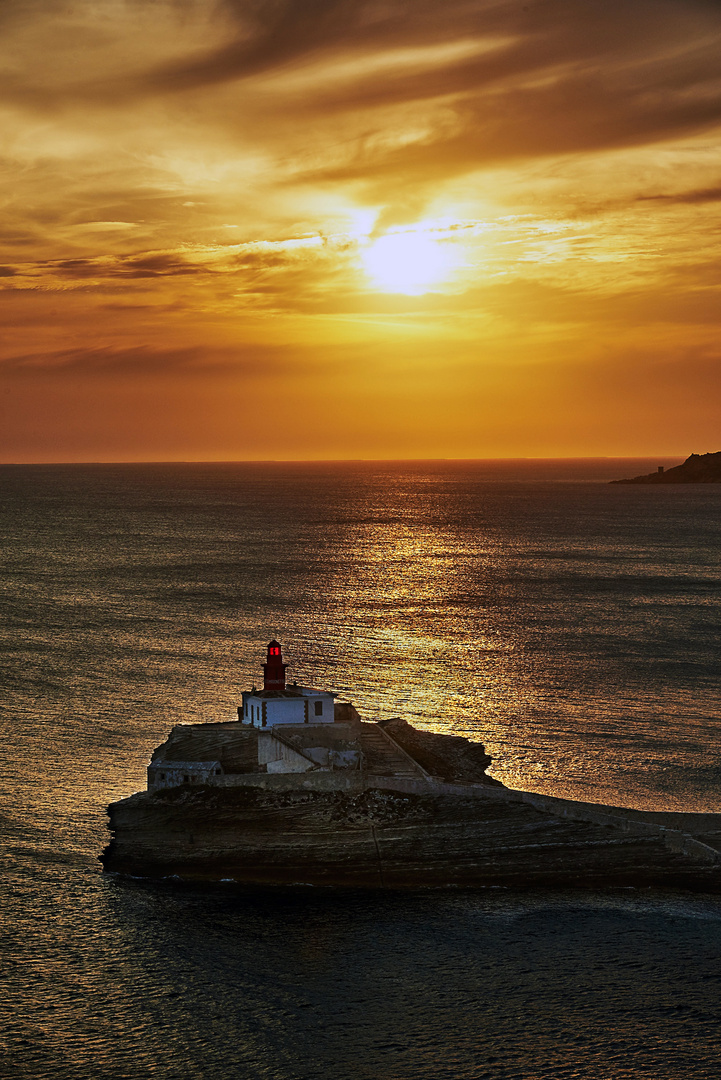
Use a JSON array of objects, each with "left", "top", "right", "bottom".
[{"left": 101, "top": 780, "right": 721, "bottom": 892}]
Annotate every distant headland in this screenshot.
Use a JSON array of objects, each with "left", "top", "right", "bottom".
[{"left": 611, "top": 452, "right": 721, "bottom": 484}]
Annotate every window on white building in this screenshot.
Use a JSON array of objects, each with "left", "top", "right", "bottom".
[{"left": 314, "top": 701, "right": 323, "bottom": 716}]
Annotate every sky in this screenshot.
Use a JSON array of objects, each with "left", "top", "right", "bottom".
[{"left": 1, "top": 0, "right": 720, "bottom": 462}]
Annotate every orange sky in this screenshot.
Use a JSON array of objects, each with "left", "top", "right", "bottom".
[{"left": 1, "top": 0, "right": 720, "bottom": 461}]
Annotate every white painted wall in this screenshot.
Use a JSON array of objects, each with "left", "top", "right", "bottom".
[{"left": 241, "top": 689, "right": 337, "bottom": 726}]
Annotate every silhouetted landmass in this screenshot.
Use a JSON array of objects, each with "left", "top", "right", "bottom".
[
  {"left": 102, "top": 718, "right": 721, "bottom": 891},
  {"left": 611, "top": 452, "right": 721, "bottom": 484}
]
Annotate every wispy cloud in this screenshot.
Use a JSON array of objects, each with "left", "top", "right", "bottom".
[
  {"left": 0, "top": 342, "right": 302, "bottom": 378},
  {"left": 638, "top": 185, "right": 721, "bottom": 205}
]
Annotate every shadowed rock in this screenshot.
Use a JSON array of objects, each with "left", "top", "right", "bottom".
[{"left": 379, "top": 716, "right": 501, "bottom": 784}]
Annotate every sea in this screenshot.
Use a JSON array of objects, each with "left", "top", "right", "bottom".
[{"left": 1, "top": 459, "right": 720, "bottom": 1080}]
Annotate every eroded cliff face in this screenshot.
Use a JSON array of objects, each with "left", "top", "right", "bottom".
[
  {"left": 380, "top": 717, "right": 500, "bottom": 783},
  {"left": 101, "top": 785, "right": 721, "bottom": 891}
]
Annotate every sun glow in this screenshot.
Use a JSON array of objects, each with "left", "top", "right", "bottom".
[{"left": 361, "top": 230, "right": 455, "bottom": 294}]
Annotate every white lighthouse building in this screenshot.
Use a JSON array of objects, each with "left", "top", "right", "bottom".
[{"left": 240, "top": 640, "right": 337, "bottom": 727}]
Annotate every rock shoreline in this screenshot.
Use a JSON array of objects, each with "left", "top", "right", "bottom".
[{"left": 101, "top": 722, "right": 721, "bottom": 891}]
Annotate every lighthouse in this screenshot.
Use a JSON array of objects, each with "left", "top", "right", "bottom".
[
  {"left": 240, "top": 640, "right": 337, "bottom": 728},
  {"left": 262, "top": 640, "right": 287, "bottom": 690}
]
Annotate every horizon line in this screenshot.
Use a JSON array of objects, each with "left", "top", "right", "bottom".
[{"left": 0, "top": 453, "right": 694, "bottom": 467}]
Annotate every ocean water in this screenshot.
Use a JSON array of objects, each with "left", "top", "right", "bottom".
[{"left": 1, "top": 460, "right": 720, "bottom": 1079}]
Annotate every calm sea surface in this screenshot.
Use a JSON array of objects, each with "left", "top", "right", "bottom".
[{"left": 1, "top": 461, "right": 720, "bottom": 1079}]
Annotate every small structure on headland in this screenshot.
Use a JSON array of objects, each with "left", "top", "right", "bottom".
[{"left": 103, "top": 639, "right": 721, "bottom": 890}]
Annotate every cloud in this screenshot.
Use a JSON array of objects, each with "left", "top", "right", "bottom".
[
  {"left": 0, "top": 237, "right": 357, "bottom": 308},
  {"left": 113, "top": 253, "right": 206, "bottom": 278},
  {"left": 73, "top": 0, "right": 718, "bottom": 228},
  {"left": 0, "top": 343, "right": 301, "bottom": 379},
  {"left": 5, "top": 2, "right": 721, "bottom": 159},
  {"left": 286, "top": 19, "right": 721, "bottom": 198},
  {"left": 0, "top": 0, "right": 719, "bottom": 249},
  {"left": 638, "top": 185, "right": 721, "bottom": 205},
  {"left": 0, "top": 252, "right": 209, "bottom": 290}
]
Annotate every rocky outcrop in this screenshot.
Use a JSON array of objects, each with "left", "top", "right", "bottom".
[
  {"left": 151, "top": 722, "right": 261, "bottom": 773},
  {"left": 102, "top": 716, "right": 721, "bottom": 890},
  {"left": 101, "top": 781, "right": 721, "bottom": 891},
  {"left": 611, "top": 452, "right": 721, "bottom": 484},
  {"left": 379, "top": 717, "right": 501, "bottom": 784}
]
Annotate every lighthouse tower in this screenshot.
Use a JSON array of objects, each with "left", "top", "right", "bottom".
[
  {"left": 262, "top": 640, "right": 287, "bottom": 691},
  {"left": 240, "top": 640, "right": 337, "bottom": 727}
]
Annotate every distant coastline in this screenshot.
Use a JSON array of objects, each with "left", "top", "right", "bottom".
[
  {"left": 0, "top": 457, "right": 687, "bottom": 483},
  {"left": 612, "top": 452, "right": 721, "bottom": 484}
]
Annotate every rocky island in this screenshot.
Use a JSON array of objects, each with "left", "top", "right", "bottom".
[
  {"left": 611, "top": 451, "right": 721, "bottom": 484},
  {"left": 101, "top": 642, "right": 721, "bottom": 891}
]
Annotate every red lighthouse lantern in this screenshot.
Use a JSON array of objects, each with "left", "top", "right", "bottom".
[{"left": 263, "top": 640, "right": 287, "bottom": 691}]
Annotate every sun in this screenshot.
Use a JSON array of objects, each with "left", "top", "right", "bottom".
[{"left": 361, "top": 230, "right": 454, "bottom": 294}]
